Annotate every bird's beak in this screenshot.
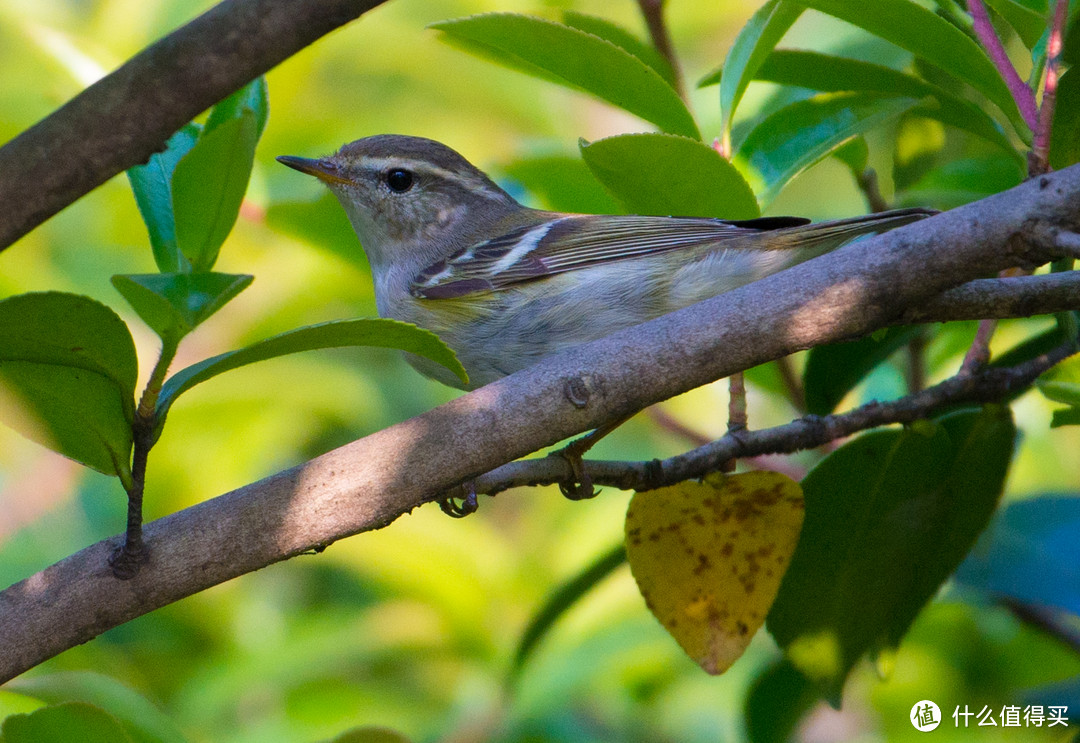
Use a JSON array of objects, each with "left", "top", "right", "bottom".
[{"left": 275, "top": 155, "right": 353, "bottom": 185}]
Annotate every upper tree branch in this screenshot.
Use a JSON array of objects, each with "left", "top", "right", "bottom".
[
  {"left": 2, "top": 164, "right": 1079, "bottom": 682},
  {"left": 0, "top": 0, "right": 387, "bottom": 251}
]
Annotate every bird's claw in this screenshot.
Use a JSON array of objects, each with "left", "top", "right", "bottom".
[
  {"left": 554, "top": 439, "right": 598, "bottom": 500},
  {"left": 438, "top": 481, "right": 479, "bottom": 518}
]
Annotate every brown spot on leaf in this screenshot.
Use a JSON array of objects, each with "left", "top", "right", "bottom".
[{"left": 693, "top": 552, "right": 713, "bottom": 576}]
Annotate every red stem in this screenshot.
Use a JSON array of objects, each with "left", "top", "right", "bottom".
[
  {"left": 967, "top": 0, "right": 1039, "bottom": 130},
  {"left": 1031, "top": 0, "right": 1069, "bottom": 174}
]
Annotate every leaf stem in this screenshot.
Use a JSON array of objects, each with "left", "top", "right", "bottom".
[
  {"left": 961, "top": 318, "right": 998, "bottom": 375},
  {"left": 967, "top": 0, "right": 1039, "bottom": 130},
  {"left": 906, "top": 329, "right": 927, "bottom": 394},
  {"left": 722, "top": 372, "right": 747, "bottom": 473},
  {"left": 636, "top": 0, "right": 686, "bottom": 101},
  {"left": 728, "top": 372, "right": 747, "bottom": 433},
  {"left": 110, "top": 335, "right": 180, "bottom": 578},
  {"left": 1030, "top": 0, "right": 1069, "bottom": 175},
  {"left": 776, "top": 356, "right": 807, "bottom": 413},
  {"left": 856, "top": 167, "right": 890, "bottom": 213},
  {"left": 647, "top": 407, "right": 711, "bottom": 447},
  {"left": 962, "top": 0, "right": 1064, "bottom": 380}
]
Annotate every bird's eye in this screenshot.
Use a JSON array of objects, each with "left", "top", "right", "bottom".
[{"left": 385, "top": 168, "right": 414, "bottom": 193}]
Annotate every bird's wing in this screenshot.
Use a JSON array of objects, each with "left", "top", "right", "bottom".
[{"left": 409, "top": 214, "right": 811, "bottom": 299}]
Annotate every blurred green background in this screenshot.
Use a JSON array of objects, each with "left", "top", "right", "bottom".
[{"left": 1, "top": 1, "right": 1079, "bottom": 741}]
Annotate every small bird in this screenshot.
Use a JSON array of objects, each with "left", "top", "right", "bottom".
[{"left": 278, "top": 135, "right": 933, "bottom": 390}]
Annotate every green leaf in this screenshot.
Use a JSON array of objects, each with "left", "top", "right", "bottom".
[
  {"left": 503, "top": 154, "right": 622, "bottom": 214},
  {"left": 155, "top": 318, "right": 467, "bottom": 428},
  {"left": 431, "top": 13, "right": 699, "bottom": 138},
  {"left": 744, "top": 361, "right": 789, "bottom": 399},
  {"left": 753, "top": 50, "right": 1019, "bottom": 156},
  {"left": 126, "top": 123, "right": 200, "bottom": 274},
  {"left": 8, "top": 672, "right": 187, "bottom": 743},
  {"left": 1038, "top": 377, "right": 1080, "bottom": 427},
  {"left": 172, "top": 111, "right": 258, "bottom": 272},
  {"left": 561, "top": 11, "right": 678, "bottom": 90},
  {"left": 755, "top": 50, "right": 935, "bottom": 96},
  {"left": 1038, "top": 379, "right": 1080, "bottom": 406},
  {"left": 0, "top": 292, "right": 137, "bottom": 477},
  {"left": 831, "top": 136, "right": 869, "bottom": 175},
  {"left": 330, "top": 728, "right": 415, "bottom": 743},
  {"left": 265, "top": 192, "right": 366, "bottom": 269},
  {"left": 1050, "top": 69, "right": 1080, "bottom": 170},
  {"left": 984, "top": 0, "right": 1048, "bottom": 48},
  {"left": 892, "top": 115, "right": 948, "bottom": 191},
  {"left": 0, "top": 293, "right": 138, "bottom": 399},
  {"left": 767, "top": 406, "right": 1016, "bottom": 700},
  {"left": 2, "top": 702, "right": 134, "bottom": 743},
  {"left": 1050, "top": 407, "right": 1080, "bottom": 427},
  {"left": 112, "top": 273, "right": 253, "bottom": 343},
  {"left": 735, "top": 93, "right": 919, "bottom": 205},
  {"left": 745, "top": 660, "right": 818, "bottom": 743},
  {"left": 896, "top": 155, "right": 1024, "bottom": 209},
  {"left": 204, "top": 76, "right": 269, "bottom": 139},
  {"left": 714, "top": 0, "right": 804, "bottom": 138},
  {"left": 793, "top": 0, "right": 1029, "bottom": 139},
  {"left": 804, "top": 327, "right": 924, "bottom": 416},
  {"left": 0, "top": 363, "right": 134, "bottom": 479},
  {"left": 511, "top": 543, "right": 626, "bottom": 680},
  {"left": 1065, "top": 11, "right": 1079, "bottom": 65},
  {"left": 580, "top": 133, "right": 759, "bottom": 218}
]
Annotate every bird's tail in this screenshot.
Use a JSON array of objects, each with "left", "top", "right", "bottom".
[{"left": 729, "top": 207, "right": 937, "bottom": 257}]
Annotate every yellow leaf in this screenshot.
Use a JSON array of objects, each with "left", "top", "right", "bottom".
[{"left": 625, "top": 471, "right": 804, "bottom": 674}]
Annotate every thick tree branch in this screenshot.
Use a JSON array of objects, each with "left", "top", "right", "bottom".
[
  {"left": 0, "top": 0, "right": 386, "bottom": 251},
  {"left": 2, "top": 164, "right": 1080, "bottom": 682},
  {"left": 901, "top": 271, "right": 1080, "bottom": 323}
]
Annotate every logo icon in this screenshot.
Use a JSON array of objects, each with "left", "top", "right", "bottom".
[{"left": 911, "top": 700, "right": 941, "bottom": 732}]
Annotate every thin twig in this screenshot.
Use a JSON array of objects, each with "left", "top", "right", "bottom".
[
  {"left": 109, "top": 422, "right": 152, "bottom": 579},
  {"left": 723, "top": 371, "right": 748, "bottom": 472},
  {"left": 1030, "top": 0, "right": 1070, "bottom": 175},
  {"left": 728, "top": 372, "right": 747, "bottom": 432},
  {"left": 461, "top": 341, "right": 1077, "bottom": 497},
  {"left": 961, "top": 318, "right": 999, "bottom": 375},
  {"left": 648, "top": 407, "right": 711, "bottom": 448},
  {"left": 635, "top": 0, "right": 686, "bottom": 100},
  {"left": 856, "top": 168, "right": 890, "bottom": 213},
  {"left": 906, "top": 329, "right": 926, "bottom": 394},
  {"left": 776, "top": 356, "right": 807, "bottom": 413},
  {"left": 1002, "top": 598, "right": 1080, "bottom": 654},
  {"left": 967, "top": 0, "right": 1039, "bottom": 130},
  {"left": 110, "top": 337, "right": 179, "bottom": 578}
]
